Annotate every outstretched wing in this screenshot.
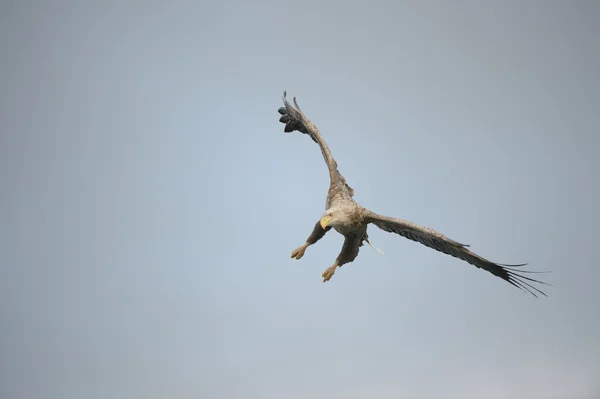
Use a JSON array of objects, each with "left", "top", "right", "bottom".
[
  {"left": 278, "top": 91, "right": 344, "bottom": 187},
  {"left": 365, "top": 211, "right": 549, "bottom": 297}
]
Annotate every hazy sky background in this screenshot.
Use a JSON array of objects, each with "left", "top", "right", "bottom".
[{"left": 1, "top": 1, "right": 599, "bottom": 398}]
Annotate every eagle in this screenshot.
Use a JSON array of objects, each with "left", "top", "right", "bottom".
[{"left": 278, "top": 91, "right": 548, "bottom": 297}]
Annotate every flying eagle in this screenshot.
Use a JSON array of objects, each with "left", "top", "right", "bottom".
[{"left": 278, "top": 91, "right": 548, "bottom": 297}]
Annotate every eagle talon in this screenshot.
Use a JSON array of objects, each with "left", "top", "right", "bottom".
[
  {"left": 321, "top": 265, "right": 337, "bottom": 282},
  {"left": 291, "top": 244, "right": 308, "bottom": 260}
]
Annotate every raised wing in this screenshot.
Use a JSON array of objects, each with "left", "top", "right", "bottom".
[
  {"left": 278, "top": 91, "right": 342, "bottom": 186},
  {"left": 365, "top": 211, "right": 549, "bottom": 297}
]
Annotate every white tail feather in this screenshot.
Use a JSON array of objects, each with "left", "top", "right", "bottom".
[{"left": 366, "top": 238, "right": 384, "bottom": 255}]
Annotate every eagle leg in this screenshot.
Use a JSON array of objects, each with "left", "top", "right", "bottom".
[
  {"left": 291, "top": 220, "right": 331, "bottom": 260},
  {"left": 322, "top": 234, "right": 362, "bottom": 282}
]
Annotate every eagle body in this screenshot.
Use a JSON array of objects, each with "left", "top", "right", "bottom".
[{"left": 278, "top": 92, "right": 548, "bottom": 297}]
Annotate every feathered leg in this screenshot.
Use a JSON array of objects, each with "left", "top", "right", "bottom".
[
  {"left": 322, "top": 234, "right": 361, "bottom": 282},
  {"left": 291, "top": 221, "right": 331, "bottom": 260}
]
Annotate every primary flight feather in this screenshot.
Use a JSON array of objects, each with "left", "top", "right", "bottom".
[{"left": 278, "top": 91, "right": 548, "bottom": 297}]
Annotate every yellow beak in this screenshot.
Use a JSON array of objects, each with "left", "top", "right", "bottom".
[{"left": 320, "top": 215, "right": 332, "bottom": 229}]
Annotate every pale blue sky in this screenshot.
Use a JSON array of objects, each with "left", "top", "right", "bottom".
[{"left": 1, "top": 1, "right": 599, "bottom": 398}]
